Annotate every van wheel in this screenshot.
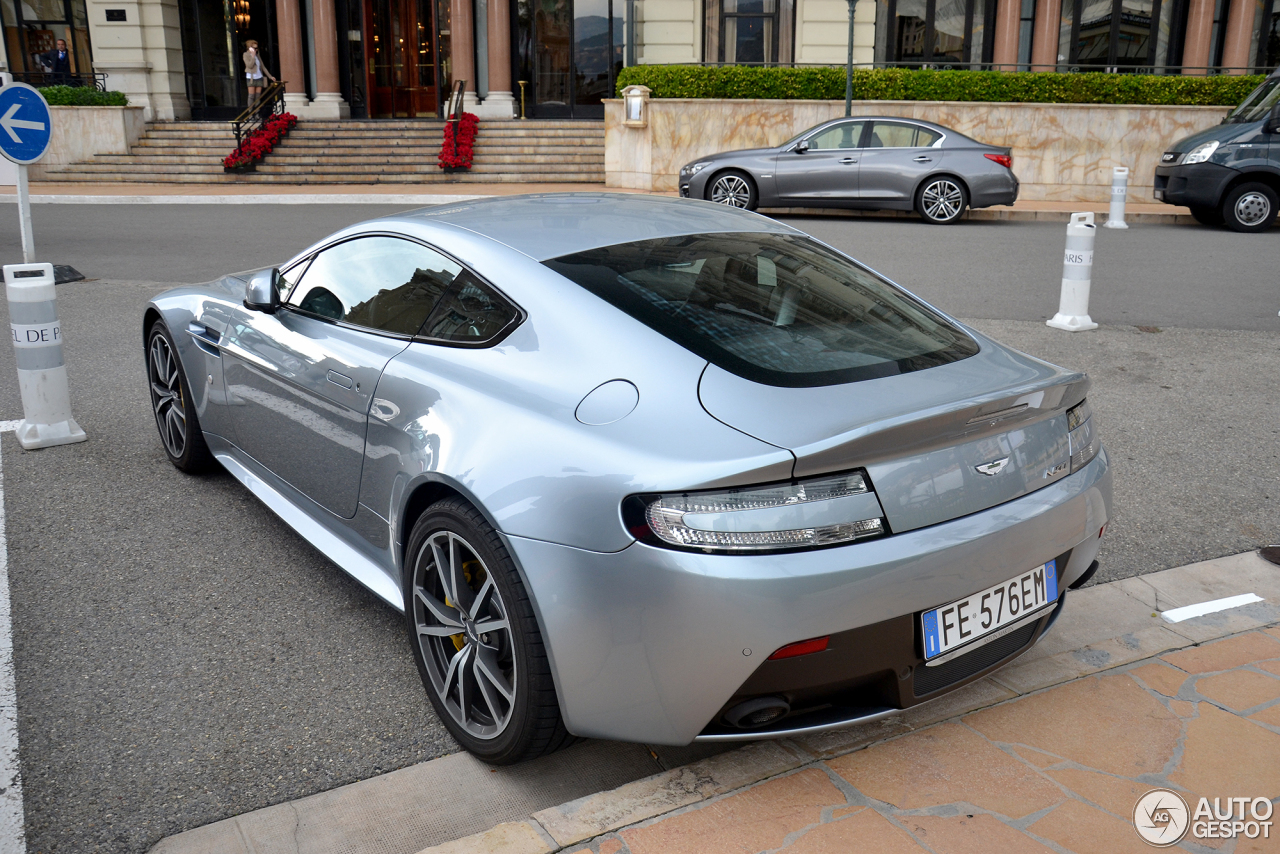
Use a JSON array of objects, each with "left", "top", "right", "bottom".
[
  {"left": 1221, "top": 183, "right": 1277, "bottom": 233},
  {"left": 1188, "top": 205, "right": 1222, "bottom": 226}
]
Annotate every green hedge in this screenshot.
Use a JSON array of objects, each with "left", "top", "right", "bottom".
[
  {"left": 38, "top": 86, "right": 129, "bottom": 107},
  {"left": 615, "top": 66, "right": 1263, "bottom": 106}
]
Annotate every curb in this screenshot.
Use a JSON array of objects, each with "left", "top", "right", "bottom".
[
  {"left": 150, "top": 550, "right": 1280, "bottom": 854},
  {"left": 760, "top": 206, "right": 1194, "bottom": 224}
]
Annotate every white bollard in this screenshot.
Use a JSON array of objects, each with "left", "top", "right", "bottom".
[
  {"left": 4, "top": 263, "right": 86, "bottom": 449},
  {"left": 1104, "top": 166, "right": 1129, "bottom": 229},
  {"left": 1046, "top": 212, "right": 1099, "bottom": 332}
]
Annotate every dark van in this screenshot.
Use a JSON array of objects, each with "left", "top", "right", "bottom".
[{"left": 1153, "top": 69, "right": 1280, "bottom": 233}]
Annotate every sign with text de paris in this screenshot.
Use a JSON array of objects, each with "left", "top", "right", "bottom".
[{"left": 0, "top": 82, "right": 51, "bottom": 164}]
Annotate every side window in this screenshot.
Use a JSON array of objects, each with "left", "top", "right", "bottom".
[
  {"left": 867, "top": 122, "right": 919, "bottom": 148},
  {"left": 287, "top": 236, "right": 459, "bottom": 335},
  {"left": 916, "top": 127, "right": 942, "bottom": 148},
  {"left": 419, "top": 275, "right": 520, "bottom": 344},
  {"left": 807, "top": 121, "right": 865, "bottom": 150}
]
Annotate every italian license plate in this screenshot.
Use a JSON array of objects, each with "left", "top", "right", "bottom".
[{"left": 922, "top": 560, "right": 1058, "bottom": 661}]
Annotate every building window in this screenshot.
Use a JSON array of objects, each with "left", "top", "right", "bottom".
[
  {"left": 720, "top": 0, "right": 777, "bottom": 62},
  {"left": 1018, "top": 0, "right": 1036, "bottom": 66},
  {"left": 0, "top": 0, "right": 93, "bottom": 80},
  {"left": 1260, "top": 0, "right": 1279, "bottom": 68},
  {"left": 888, "top": 0, "right": 988, "bottom": 64},
  {"left": 1063, "top": 0, "right": 1156, "bottom": 69}
]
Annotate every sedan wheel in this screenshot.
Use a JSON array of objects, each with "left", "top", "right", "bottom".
[
  {"left": 708, "top": 171, "right": 758, "bottom": 211},
  {"left": 406, "top": 499, "right": 575, "bottom": 764},
  {"left": 917, "top": 178, "right": 968, "bottom": 224},
  {"left": 1221, "top": 183, "right": 1277, "bottom": 233},
  {"left": 147, "top": 322, "right": 213, "bottom": 472}
]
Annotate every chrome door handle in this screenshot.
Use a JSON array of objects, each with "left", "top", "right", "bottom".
[
  {"left": 913, "top": 155, "right": 932, "bottom": 162},
  {"left": 839, "top": 158, "right": 857, "bottom": 164},
  {"left": 327, "top": 370, "right": 354, "bottom": 390}
]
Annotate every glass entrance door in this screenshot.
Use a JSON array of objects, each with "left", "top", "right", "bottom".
[
  {"left": 366, "top": 0, "right": 442, "bottom": 117},
  {"left": 516, "top": 0, "right": 621, "bottom": 118},
  {"left": 177, "top": 0, "right": 278, "bottom": 120}
]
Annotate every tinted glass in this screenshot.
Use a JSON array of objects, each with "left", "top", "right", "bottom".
[
  {"left": 916, "top": 127, "right": 942, "bottom": 147},
  {"left": 868, "top": 122, "right": 919, "bottom": 148},
  {"left": 288, "top": 237, "right": 458, "bottom": 335},
  {"left": 1229, "top": 76, "right": 1280, "bottom": 123},
  {"left": 545, "top": 233, "right": 978, "bottom": 388},
  {"left": 419, "top": 276, "right": 520, "bottom": 343},
  {"left": 808, "top": 121, "right": 865, "bottom": 150}
]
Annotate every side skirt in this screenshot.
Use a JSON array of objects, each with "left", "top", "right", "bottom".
[{"left": 209, "top": 439, "right": 404, "bottom": 611}]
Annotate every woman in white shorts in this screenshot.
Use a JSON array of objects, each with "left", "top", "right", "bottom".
[{"left": 242, "top": 40, "right": 276, "bottom": 104}]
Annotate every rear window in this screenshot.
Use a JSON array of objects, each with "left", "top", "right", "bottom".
[{"left": 545, "top": 232, "right": 978, "bottom": 387}]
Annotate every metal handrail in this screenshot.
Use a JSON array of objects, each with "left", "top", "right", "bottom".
[
  {"left": 445, "top": 79, "right": 466, "bottom": 121},
  {"left": 8, "top": 70, "right": 108, "bottom": 91},
  {"left": 232, "top": 80, "right": 287, "bottom": 147}
]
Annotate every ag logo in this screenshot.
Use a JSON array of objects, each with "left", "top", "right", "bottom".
[
  {"left": 1134, "top": 789, "right": 1190, "bottom": 846},
  {"left": 974, "top": 457, "right": 1010, "bottom": 476}
]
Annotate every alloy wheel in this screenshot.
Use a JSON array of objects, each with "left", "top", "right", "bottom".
[
  {"left": 1233, "top": 191, "right": 1272, "bottom": 227},
  {"left": 921, "top": 179, "right": 964, "bottom": 221},
  {"left": 710, "top": 174, "right": 752, "bottom": 208},
  {"left": 148, "top": 333, "right": 187, "bottom": 458},
  {"left": 412, "top": 531, "right": 517, "bottom": 740}
]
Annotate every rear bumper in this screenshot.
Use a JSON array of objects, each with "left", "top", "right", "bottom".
[
  {"left": 969, "top": 170, "right": 1020, "bottom": 209},
  {"left": 1153, "top": 162, "right": 1236, "bottom": 208},
  {"left": 504, "top": 448, "right": 1111, "bottom": 745}
]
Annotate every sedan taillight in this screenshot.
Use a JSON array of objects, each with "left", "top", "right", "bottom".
[{"left": 985, "top": 153, "right": 1013, "bottom": 169}]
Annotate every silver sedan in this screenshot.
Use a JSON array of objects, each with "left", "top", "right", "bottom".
[
  {"left": 680, "top": 116, "right": 1020, "bottom": 223},
  {"left": 144, "top": 193, "right": 1108, "bottom": 765}
]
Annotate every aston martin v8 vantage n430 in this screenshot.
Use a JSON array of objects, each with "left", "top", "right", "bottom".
[{"left": 144, "top": 194, "right": 1110, "bottom": 764}]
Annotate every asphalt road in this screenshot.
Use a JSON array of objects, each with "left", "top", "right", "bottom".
[{"left": 0, "top": 205, "right": 1275, "bottom": 852}]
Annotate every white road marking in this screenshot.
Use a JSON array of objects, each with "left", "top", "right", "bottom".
[
  {"left": 0, "top": 425, "right": 18, "bottom": 434},
  {"left": 0, "top": 437, "right": 27, "bottom": 853},
  {"left": 1160, "top": 593, "right": 1264, "bottom": 624}
]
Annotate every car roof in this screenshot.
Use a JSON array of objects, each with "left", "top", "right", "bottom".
[{"left": 401, "top": 193, "right": 802, "bottom": 261}]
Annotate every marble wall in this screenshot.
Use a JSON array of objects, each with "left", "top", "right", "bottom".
[
  {"left": 605, "top": 98, "right": 1232, "bottom": 203},
  {"left": 30, "top": 106, "right": 148, "bottom": 177}
]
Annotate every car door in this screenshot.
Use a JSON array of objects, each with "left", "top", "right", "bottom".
[
  {"left": 773, "top": 120, "right": 866, "bottom": 203},
  {"left": 857, "top": 122, "right": 945, "bottom": 202},
  {"left": 221, "top": 235, "right": 457, "bottom": 518}
]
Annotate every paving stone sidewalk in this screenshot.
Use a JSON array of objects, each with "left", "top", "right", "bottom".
[{"left": 535, "top": 627, "right": 1280, "bottom": 854}]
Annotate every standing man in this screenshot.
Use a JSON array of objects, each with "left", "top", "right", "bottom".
[{"left": 41, "top": 38, "right": 72, "bottom": 85}]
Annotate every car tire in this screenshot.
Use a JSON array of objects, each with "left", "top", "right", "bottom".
[
  {"left": 706, "top": 170, "right": 758, "bottom": 211},
  {"left": 1188, "top": 205, "right": 1223, "bottom": 226},
  {"left": 146, "top": 321, "right": 214, "bottom": 473},
  {"left": 1220, "top": 183, "right": 1278, "bottom": 233},
  {"left": 404, "top": 498, "right": 576, "bottom": 765},
  {"left": 916, "top": 177, "right": 969, "bottom": 224}
]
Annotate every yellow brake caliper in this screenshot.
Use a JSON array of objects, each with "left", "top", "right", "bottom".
[{"left": 445, "top": 560, "right": 486, "bottom": 652}]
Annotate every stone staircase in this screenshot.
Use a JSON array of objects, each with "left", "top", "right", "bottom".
[{"left": 37, "top": 119, "right": 606, "bottom": 184}]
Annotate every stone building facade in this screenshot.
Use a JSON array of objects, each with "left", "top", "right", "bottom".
[{"left": 0, "top": 0, "right": 1272, "bottom": 121}]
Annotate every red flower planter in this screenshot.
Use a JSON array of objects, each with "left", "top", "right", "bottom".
[
  {"left": 438, "top": 112, "right": 479, "bottom": 171},
  {"left": 224, "top": 113, "right": 299, "bottom": 172}
]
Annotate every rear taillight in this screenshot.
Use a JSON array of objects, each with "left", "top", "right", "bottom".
[{"left": 985, "top": 153, "right": 1013, "bottom": 169}]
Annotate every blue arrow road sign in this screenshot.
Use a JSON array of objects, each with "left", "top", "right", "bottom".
[{"left": 0, "top": 83, "right": 51, "bottom": 165}]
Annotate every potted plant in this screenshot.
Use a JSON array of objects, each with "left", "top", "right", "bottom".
[
  {"left": 438, "top": 112, "right": 479, "bottom": 173},
  {"left": 224, "top": 113, "right": 299, "bottom": 173}
]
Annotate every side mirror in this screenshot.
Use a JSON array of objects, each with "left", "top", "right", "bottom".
[
  {"left": 1264, "top": 103, "right": 1280, "bottom": 135},
  {"left": 794, "top": 140, "right": 810, "bottom": 153},
  {"left": 244, "top": 268, "right": 282, "bottom": 313}
]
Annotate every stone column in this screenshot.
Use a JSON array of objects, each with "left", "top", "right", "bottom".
[
  {"left": 992, "top": 0, "right": 1023, "bottom": 69},
  {"left": 276, "top": 0, "right": 311, "bottom": 110},
  {"left": 1181, "top": 0, "right": 1215, "bottom": 73},
  {"left": 309, "top": 0, "right": 350, "bottom": 116},
  {"left": 1029, "top": 0, "right": 1062, "bottom": 70},
  {"left": 451, "top": 0, "right": 479, "bottom": 111},
  {"left": 479, "top": 0, "right": 515, "bottom": 117},
  {"left": 1219, "top": 0, "right": 1256, "bottom": 72}
]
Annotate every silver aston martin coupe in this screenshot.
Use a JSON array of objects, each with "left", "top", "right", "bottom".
[{"left": 144, "top": 193, "right": 1110, "bottom": 764}]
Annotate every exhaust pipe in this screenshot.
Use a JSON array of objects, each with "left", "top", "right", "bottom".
[{"left": 724, "top": 697, "right": 790, "bottom": 729}]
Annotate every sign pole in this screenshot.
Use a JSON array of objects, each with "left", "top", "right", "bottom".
[{"left": 15, "top": 163, "right": 32, "bottom": 263}]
